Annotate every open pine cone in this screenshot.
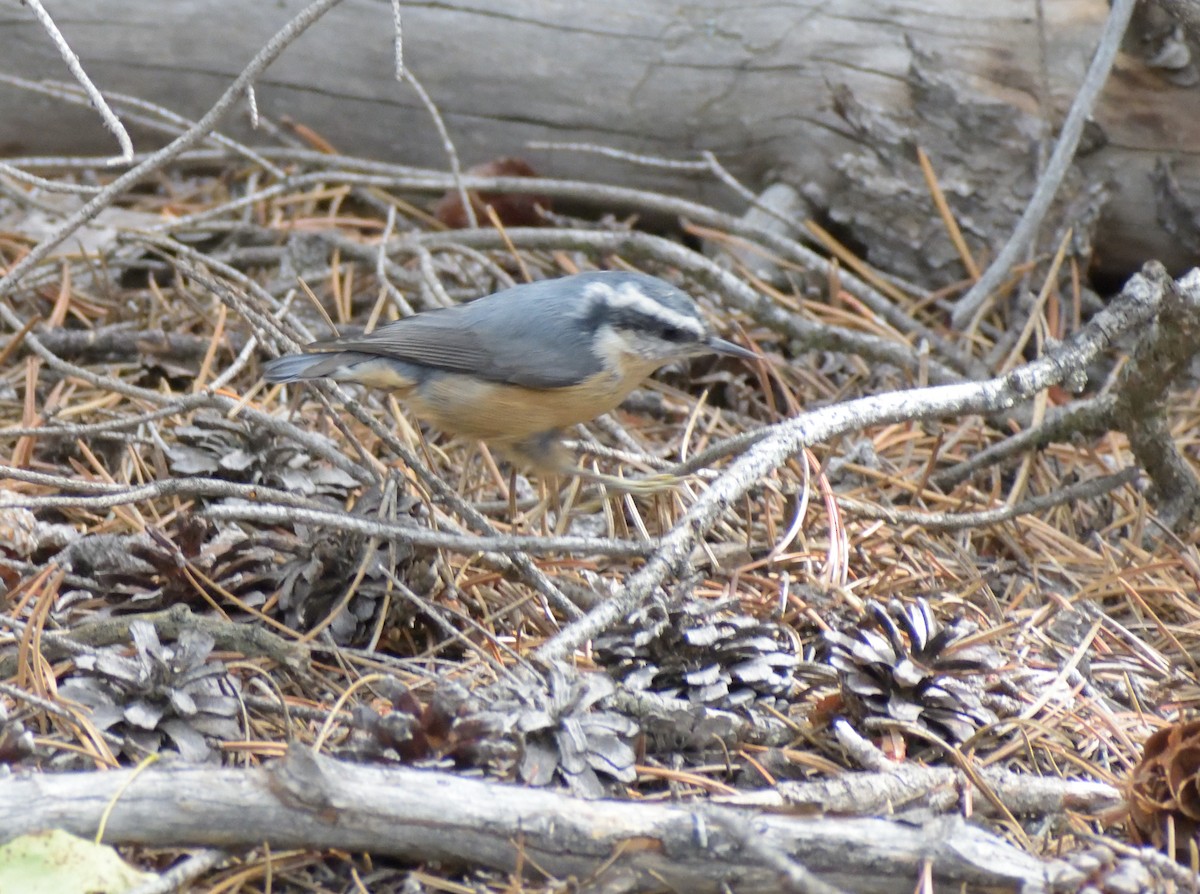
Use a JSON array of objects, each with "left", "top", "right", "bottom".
[
  {"left": 57, "top": 620, "right": 241, "bottom": 762},
  {"left": 166, "top": 409, "right": 359, "bottom": 500},
  {"left": 1128, "top": 719, "right": 1200, "bottom": 858},
  {"left": 342, "top": 665, "right": 638, "bottom": 798},
  {"left": 593, "top": 598, "right": 798, "bottom": 709},
  {"left": 825, "top": 598, "right": 999, "bottom": 744},
  {"left": 341, "top": 678, "right": 517, "bottom": 774}
]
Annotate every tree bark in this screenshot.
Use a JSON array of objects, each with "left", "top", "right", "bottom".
[{"left": 2, "top": 1, "right": 1198, "bottom": 282}]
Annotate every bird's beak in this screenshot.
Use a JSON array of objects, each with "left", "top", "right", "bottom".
[{"left": 706, "top": 336, "right": 759, "bottom": 361}]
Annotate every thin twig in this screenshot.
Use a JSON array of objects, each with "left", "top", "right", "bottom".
[
  {"left": 949, "top": 0, "right": 1138, "bottom": 327},
  {"left": 0, "top": 74, "right": 284, "bottom": 178},
  {"left": 200, "top": 501, "right": 654, "bottom": 558},
  {"left": 929, "top": 394, "right": 1115, "bottom": 490},
  {"left": 836, "top": 468, "right": 1138, "bottom": 532},
  {"left": 0, "top": 0, "right": 345, "bottom": 300},
  {"left": 18, "top": 0, "right": 133, "bottom": 163},
  {"left": 392, "top": 5, "right": 474, "bottom": 229},
  {"left": 126, "top": 849, "right": 231, "bottom": 894}
]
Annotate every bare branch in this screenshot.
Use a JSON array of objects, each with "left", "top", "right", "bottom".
[
  {"left": 536, "top": 262, "right": 1165, "bottom": 662},
  {"left": 19, "top": 0, "right": 133, "bottom": 163},
  {"left": 0, "top": 751, "right": 1052, "bottom": 894},
  {"left": 950, "top": 0, "right": 1138, "bottom": 328}
]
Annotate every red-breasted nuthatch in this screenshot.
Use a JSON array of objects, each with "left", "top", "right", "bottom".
[{"left": 263, "top": 270, "right": 755, "bottom": 488}]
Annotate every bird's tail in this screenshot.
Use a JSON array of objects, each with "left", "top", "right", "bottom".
[
  {"left": 262, "top": 352, "right": 351, "bottom": 383},
  {"left": 262, "top": 351, "right": 419, "bottom": 392}
]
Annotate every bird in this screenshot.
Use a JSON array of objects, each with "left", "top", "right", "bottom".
[{"left": 262, "top": 270, "right": 756, "bottom": 491}]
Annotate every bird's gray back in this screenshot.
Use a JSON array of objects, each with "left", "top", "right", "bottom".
[{"left": 307, "top": 273, "right": 619, "bottom": 389}]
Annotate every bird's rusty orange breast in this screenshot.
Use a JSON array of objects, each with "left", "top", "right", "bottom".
[{"left": 405, "top": 366, "right": 652, "bottom": 441}]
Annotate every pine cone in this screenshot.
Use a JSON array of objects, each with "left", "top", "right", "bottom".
[
  {"left": 1128, "top": 719, "right": 1200, "bottom": 858},
  {"left": 825, "top": 598, "right": 998, "bottom": 744},
  {"left": 343, "top": 665, "right": 638, "bottom": 798},
  {"left": 0, "top": 702, "right": 35, "bottom": 767},
  {"left": 270, "top": 529, "right": 407, "bottom": 645},
  {"left": 478, "top": 663, "right": 639, "bottom": 798},
  {"left": 0, "top": 495, "right": 37, "bottom": 559},
  {"left": 593, "top": 599, "right": 798, "bottom": 709},
  {"left": 58, "top": 621, "right": 241, "bottom": 762},
  {"left": 166, "top": 409, "right": 359, "bottom": 500},
  {"left": 51, "top": 507, "right": 425, "bottom": 646},
  {"left": 341, "top": 679, "right": 517, "bottom": 774}
]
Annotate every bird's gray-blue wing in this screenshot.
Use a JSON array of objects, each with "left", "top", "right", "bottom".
[{"left": 299, "top": 291, "right": 603, "bottom": 389}]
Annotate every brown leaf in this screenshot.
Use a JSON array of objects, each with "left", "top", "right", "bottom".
[{"left": 433, "top": 157, "right": 550, "bottom": 229}]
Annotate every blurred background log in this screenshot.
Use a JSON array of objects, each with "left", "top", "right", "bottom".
[{"left": 2, "top": 0, "right": 1197, "bottom": 286}]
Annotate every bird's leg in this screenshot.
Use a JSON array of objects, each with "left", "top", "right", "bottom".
[{"left": 491, "top": 434, "right": 553, "bottom": 525}]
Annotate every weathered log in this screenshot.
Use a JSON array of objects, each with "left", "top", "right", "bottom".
[
  {"left": 0, "top": 751, "right": 1050, "bottom": 893},
  {"left": 2, "top": 1, "right": 1198, "bottom": 283}
]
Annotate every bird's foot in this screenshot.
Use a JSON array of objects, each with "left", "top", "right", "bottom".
[{"left": 569, "top": 469, "right": 682, "bottom": 509}]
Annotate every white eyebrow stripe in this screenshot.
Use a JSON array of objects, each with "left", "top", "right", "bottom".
[{"left": 584, "top": 281, "right": 706, "bottom": 334}]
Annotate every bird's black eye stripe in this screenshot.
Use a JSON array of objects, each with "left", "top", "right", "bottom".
[{"left": 599, "top": 303, "right": 699, "bottom": 342}]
